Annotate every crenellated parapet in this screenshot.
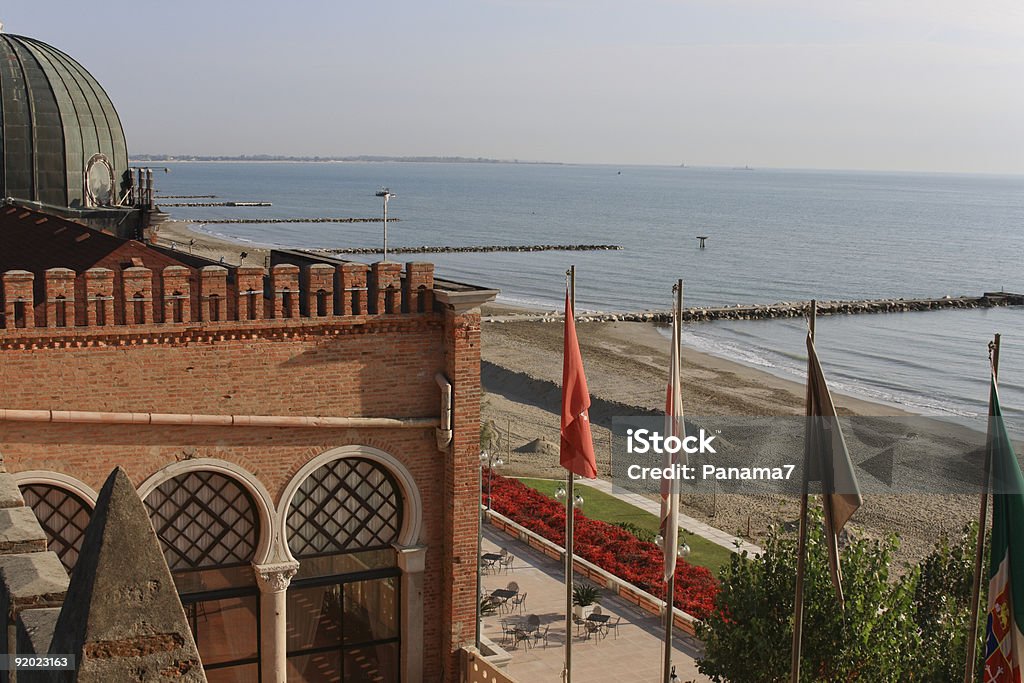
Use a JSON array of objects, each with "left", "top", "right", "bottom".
[{"left": 0, "top": 261, "right": 435, "bottom": 332}]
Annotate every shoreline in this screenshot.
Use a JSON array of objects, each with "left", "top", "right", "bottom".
[
  {"left": 155, "top": 218, "right": 983, "bottom": 563},
  {"left": 157, "top": 219, "right": 916, "bottom": 419},
  {"left": 482, "top": 301, "right": 913, "bottom": 419}
]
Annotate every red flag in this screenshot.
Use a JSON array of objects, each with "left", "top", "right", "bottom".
[{"left": 561, "top": 290, "right": 597, "bottom": 478}]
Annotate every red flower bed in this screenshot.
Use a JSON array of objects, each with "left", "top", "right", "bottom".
[{"left": 485, "top": 473, "right": 719, "bottom": 620}]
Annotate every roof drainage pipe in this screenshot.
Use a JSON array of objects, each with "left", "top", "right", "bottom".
[{"left": 435, "top": 372, "right": 453, "bottom": 450}]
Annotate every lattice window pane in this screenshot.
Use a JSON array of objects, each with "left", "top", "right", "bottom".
[
  {"left": 288, "top": 458, "right": 403, "bottom": 559},
  {"left": 21, "top": 484, "right": 92, "bottom": 572},
  {"left": 145, "top": 471, "right": 258, "bottom": 572}
]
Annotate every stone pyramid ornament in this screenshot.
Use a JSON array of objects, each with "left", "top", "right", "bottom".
[{"left": 46, "top": 468, "right": 206, "bottom": 681}]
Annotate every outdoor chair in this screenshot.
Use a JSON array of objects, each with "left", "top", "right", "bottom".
[
  {"left": 506, "top": 581, "right": 519, "bottom": 594},
  {"left": 499, "top": 619, "right": 517, "bottom": 644},
  {"left": 532, "top": 624, "right": 550, "bottom": 648},
  {"left": 509, "top": 591, "right": 527, "bottom": 614},
  {"left": 496, "top": 595, "right": 512, "bottom": 615},
  {"left": 500, "top": 553, "right": 514, "bottom": 574},
  {"left": 607, "top": 615, "right": 622, "bottom": 639},
  {"left": 526, "top": 614, "right": 541, "bottom": 633},
  {"left": 572, "top": 614, "right": 586, "bottom": 637},
  {"left": 513, "top": 626, "right": 533, "bottom": 650}
]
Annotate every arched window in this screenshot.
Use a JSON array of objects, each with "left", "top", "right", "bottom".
[
  {"left": 146, "top": 470, "right": 258, "bottom": 571},
  {"left": 20, "top": 483, "right": 92, "bottom": 572},
  {"left": 285, "top": 457, "right": 404, "bottom": 683},
  {"left": 145, "top": 470, "right": 261, "bottom": 680},
  {"left": 287, "top": 458, "right": 403, "bottom": 559}
]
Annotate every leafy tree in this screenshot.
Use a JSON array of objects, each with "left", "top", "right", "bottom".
[
  {"left": 697, "top": 513, "right": 989, "bottom": 682},
  {"left": 697, "top": 510, "right": 917, "bottom": 682},
  {"left": 910, "top": 522, "right": 986, "bottom": 682}
]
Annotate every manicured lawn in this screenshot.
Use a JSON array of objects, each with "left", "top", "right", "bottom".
[{"left": 516, "top": 477, "right": 733, "bottom": 574}]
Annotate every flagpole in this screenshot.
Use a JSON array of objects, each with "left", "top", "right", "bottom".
[
  {"left": 791, "top": 299, "right": 816, "bottom": 683},
  {"left": 563, "top": 265, "right": 576, "bottom": 683},
  {"left": 964, "top": 333, "right": 1000, "bottom": 683},
  {"left": 663, "top": 279, "right": 683, "bottom": 683}
]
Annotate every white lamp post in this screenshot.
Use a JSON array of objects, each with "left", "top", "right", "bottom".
[{"left": 375, "top": 188, "right": 395, "bottom": 261}]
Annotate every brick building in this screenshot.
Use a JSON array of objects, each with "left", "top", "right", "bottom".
[{"left": 0, "top": 31, "right": 495, "bottom": 683}]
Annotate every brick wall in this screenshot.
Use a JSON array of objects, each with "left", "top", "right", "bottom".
[
  {"left": 0, "top": 290, "right": 476, "bottom": 682},
  {"left": 440, "top": 307, "right": 484, "bottom": 680}
]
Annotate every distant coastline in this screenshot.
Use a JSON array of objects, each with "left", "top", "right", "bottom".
[{"left": 130, "top": 154, "right": 564, "bottom": 165}]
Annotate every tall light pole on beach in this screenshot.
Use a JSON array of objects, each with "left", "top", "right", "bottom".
[{"left": 376, "top": 188, "right": 395, "bottom": 261}]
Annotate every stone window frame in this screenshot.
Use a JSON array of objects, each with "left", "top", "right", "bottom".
[
  {"left": 12, "top": 471, "right": 98, "bottom": 572},
  {"left": 137, "top": 459, "right": 276, "bottom": 567},
  {"left": 278, "top": 445, "right": 424, "bottom": 561}
]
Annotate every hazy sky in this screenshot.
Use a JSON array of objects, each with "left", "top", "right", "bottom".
[{"left": 5, "top": 1, "right": 1023, "bottom": 172}]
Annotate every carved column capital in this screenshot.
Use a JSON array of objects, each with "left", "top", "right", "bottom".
[{"left": 253, "top": 561, "right": 299, "bottom": 593}]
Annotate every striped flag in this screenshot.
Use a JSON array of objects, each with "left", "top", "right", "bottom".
[
  {"left": 985, "top": 376, "right": 1024, "bottom": 683},
  {"left": 660, "top": 308, "right": 683, "bottom": 582},
  {"left": 805, "top": 333, "right": 862, "bottom": 603}
]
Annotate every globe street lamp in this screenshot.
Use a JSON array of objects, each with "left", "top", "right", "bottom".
[
  {"left": 554, "top": 484, "right": 584, "bottom": 511},
  {"left": 654, "top": 533, "right": 692, "bottom": 559},
  {"left": 481, "top": 451, "right": 504, "bottom": 510}
]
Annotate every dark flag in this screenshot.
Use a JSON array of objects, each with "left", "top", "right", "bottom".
[{"left": 806, "top": 332, "right": 863, "bottom": 603}]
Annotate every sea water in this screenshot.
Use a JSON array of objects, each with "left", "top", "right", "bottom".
[{"left": 152, "top": 161, "right": 1024, "bottom": 422}]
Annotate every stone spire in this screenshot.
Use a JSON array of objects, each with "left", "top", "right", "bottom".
[{"left": 46, "top": 468, "right": 206, "bottom": 682}]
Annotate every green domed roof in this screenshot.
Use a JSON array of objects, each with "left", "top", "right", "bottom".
[{"left": 0, "top": 33, "right": 128, "bottom": 209}]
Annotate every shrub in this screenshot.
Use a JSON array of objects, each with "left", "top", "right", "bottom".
[{"left": 487, "top": 474, "right": 718, "bottom": 619}]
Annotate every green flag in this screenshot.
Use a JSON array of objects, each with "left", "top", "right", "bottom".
[{"left": 985, "top": 377, "right": 1024, "bottom": 682}]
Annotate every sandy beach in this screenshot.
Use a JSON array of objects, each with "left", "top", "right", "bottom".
[
  {"left": 153, "top": 220, "right": 272, "bottom": 267},
  {"left": 160, "top": 220, "right": 978, "bottom": 565},
  {"left": 479, "top": 308, "right": 978, "bottom": 564}
]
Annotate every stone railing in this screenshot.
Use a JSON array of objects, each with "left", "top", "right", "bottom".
[{"left": 460, "top": 646, "right": 520, "bottom": 683}]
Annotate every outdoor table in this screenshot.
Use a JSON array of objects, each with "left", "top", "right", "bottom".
[
  {"left": 585, "top": 613, "right": 611, "bottom": 639},
  {"left": 481, "top": 552, "right": 502, "bottom": 572},
  {"left": 490, "top": 588, "right": 516, "bottom": 612}
]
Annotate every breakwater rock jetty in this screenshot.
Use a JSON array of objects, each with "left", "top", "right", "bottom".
[
  {"left": 159, "top": 201, "right": 273, "bottom": 207},
  {"left": 310, "top": 244, "right": 623, "bottom": 255},
  {"left": 485, "top": 292, "right": 1024, "bottom": 324},
  {"left": 186, "top": 217, "right": 400, "bottom": 224}
]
